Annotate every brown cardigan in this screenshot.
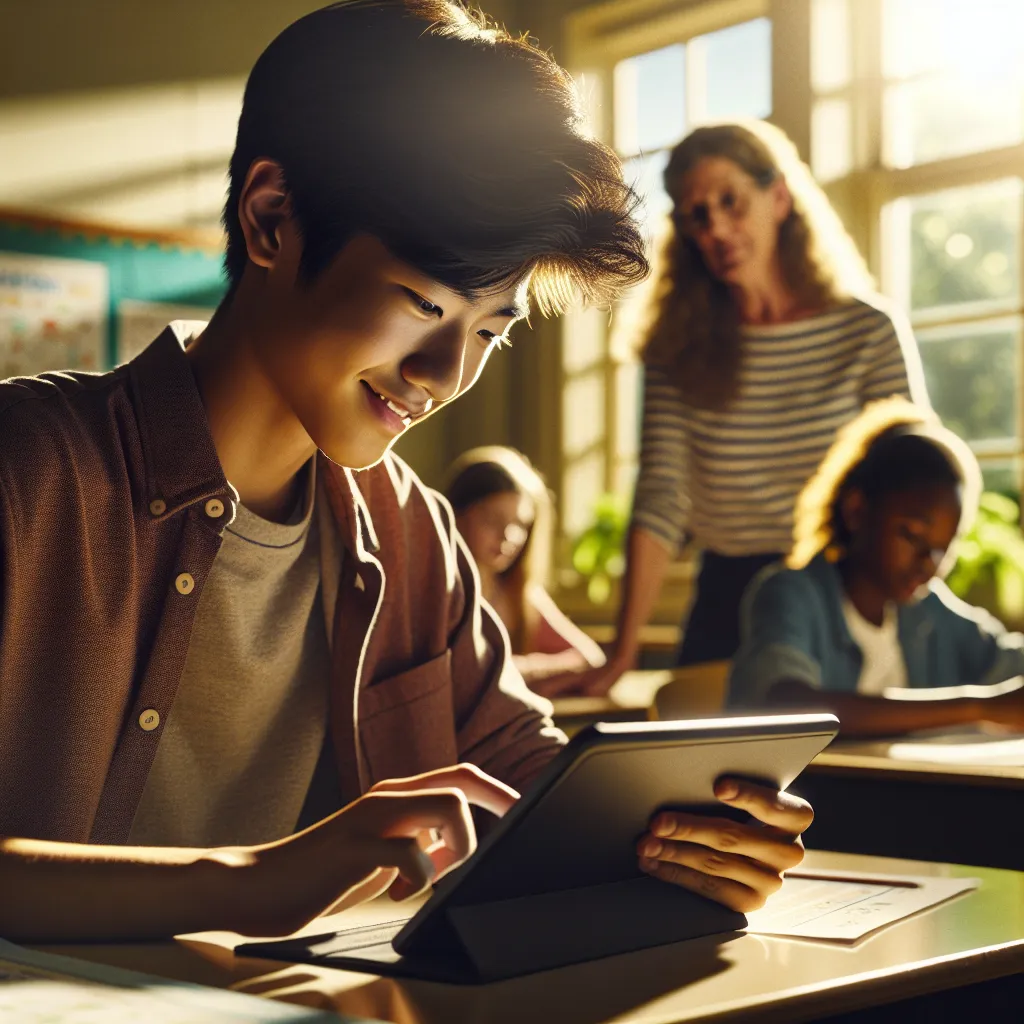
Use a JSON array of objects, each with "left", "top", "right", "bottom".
[{"left": 0, "top": 324, "right": 563, "bottom": 844}]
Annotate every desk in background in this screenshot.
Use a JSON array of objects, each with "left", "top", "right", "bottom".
[
  {"left": 33, "top": 851, "right": 1024, "bottom": 1024},
  {"left": 550, "top": 662, "right": 729, "bottom": 736},
  {"left": 796, "top": 739, "right": 1024, "bottom": 871},
  {"left": 553, "top": 669, "right": 1024, "bottom": 873}
]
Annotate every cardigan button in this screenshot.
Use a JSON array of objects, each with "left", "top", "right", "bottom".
[
  {"left": 149, "top": 499, "right": 167, "bottom": 516},
  {"left": 138, "top": 709, "right": 161, "bottom": 732},
  {"left": 175, "top": 572, "right": 195, "bottom": 595}
]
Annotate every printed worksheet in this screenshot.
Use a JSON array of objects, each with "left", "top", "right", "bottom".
[{"left": 745, "top": 871, "right": 978, "bottom": 942}]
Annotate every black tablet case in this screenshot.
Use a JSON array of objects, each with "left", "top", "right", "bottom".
[
  {"left": 237, "top": 876, "right": 746, "bottom": 984},
  {"left": 237, "top": 717, "right": 835, "bottom": 983}
]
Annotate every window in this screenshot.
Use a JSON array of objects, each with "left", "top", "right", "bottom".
[
  {"left": 562, "top": 2, "right": 772, "bottom": 542},
  {"left": 814, "top": 0, "right": 1024, "bottom": 497},
  {"left": 881, "top": 0, "right": 1024, "bottom": 168}
]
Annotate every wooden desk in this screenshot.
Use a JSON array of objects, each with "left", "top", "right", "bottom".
[
  {"left": 796, "top": 742, "right": 1024, "bottom": 871},
  {"left": 35, "top": 852, "right": 1024, "bottom": 1024}
]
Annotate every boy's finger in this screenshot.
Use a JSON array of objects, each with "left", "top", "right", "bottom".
[
  {"left": 713, "top": 778, "right": 815, "bottom": 834},
  {"left": 636, "top": 839, "right": 784, "bottom": 898},
  {"left": 355, "top": 789, "right": 477, "bottom": 861},
  {"left": 644, "top": 814, "right": 805, "bottom": 873},
  {"left": 638, "top": 859, "right": 765, "bottom": 914},
  {"left": 370, "top": 764, "right": 519, "bottom": 817}
]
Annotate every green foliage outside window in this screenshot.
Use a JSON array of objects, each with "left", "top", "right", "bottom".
[{"left": 946, "top": 491, "right": 1024, "bottom": 628}]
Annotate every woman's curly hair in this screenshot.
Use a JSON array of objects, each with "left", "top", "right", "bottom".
[{"left": 789, "top": 397, "right": 982, "bottom": 570}]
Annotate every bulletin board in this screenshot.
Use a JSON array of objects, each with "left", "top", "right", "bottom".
[{"left": 0, "top": 208, "right": 226, "bottom": 375}]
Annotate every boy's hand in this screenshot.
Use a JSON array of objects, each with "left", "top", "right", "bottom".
[
  {"left": 241, "top": 764, "right": 518, "bottom": 936},
  {"left": 635, "top": 779, "right": 813, "bottom": 913}
]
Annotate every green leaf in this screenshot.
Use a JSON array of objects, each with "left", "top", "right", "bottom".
[{"left": 587, "top": 572, "right": 611, "bottom": 605}]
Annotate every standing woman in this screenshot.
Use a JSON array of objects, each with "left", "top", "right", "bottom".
[{"left": 573, "top": 120, "right": 927, "bottom": 695}]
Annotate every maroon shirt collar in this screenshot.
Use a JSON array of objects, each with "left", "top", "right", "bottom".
[{"left": 127, "top": 323, "right": 229, "bottom": 521}]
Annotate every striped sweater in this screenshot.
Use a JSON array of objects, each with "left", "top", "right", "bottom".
[{"left": 632, "top": 296, "right": 928, "bottom": 557}]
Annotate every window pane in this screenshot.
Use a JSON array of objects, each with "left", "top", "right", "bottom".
[
  {"left": 811, "top": 98, "right": 852, "bottom": 182},
  {"left": 562, "top": 450, "right": 606, "bottom": 538},
  {"left": 562, "top": 370, "right": 606, "bottom": 459},
  {"left": 614, "top": 361, "right": 642, "bottom": 462},
  {"left": 614, "top": 44, "right": 686, "bottom": 157},
  {"left": 812, "top": 0, "right": 850, "bottom": 92},
  {"left": 918, "top": 323, "right": 1020, "bottom": 443},
  {"left": 902, "top": 179, "right": 1022, "bottom": 313},
  {"left": 691, "top": 18, "right": 772, "bottom": 124},
  {"left": 883, "top": 0, "right": 1024, "bottom": 81},
  {"left": 613, "top": 458, "right": 639, "bottom": 501},
  {"left": 980, "top": 459, "right": 1021, "bottom": 500},
  {"left": 562, "top": 304, "right": 607, "bottom": 375},
  {"left": 882, "top": 0, "right": 1024, "bottom": 165},
  {"left": 621, "top": 149, "right": 672, "bottom": 247},
  {"left": 884, "top": 75, "right": 1024, "bottom": 167}
]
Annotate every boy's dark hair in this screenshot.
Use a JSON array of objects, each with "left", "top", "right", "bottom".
[
  {"left": 224, "top": 0, "right": 648, "bottom": 313},
  {"left": 789, "top": 397, "right": 981, "bottom": 568}
]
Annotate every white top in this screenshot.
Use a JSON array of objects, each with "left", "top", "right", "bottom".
[
  {"left": 841, "top": 597, "right": 908, "bottom": 696},
  {"left": 632, "top": 296, "right": 925, "bottom": 556}
]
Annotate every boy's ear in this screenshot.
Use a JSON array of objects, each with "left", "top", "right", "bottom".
[
  {"left": 237, "top": 159, "right": 294, "bottom": 271},
  {"left": 839, "top": 487, "right": 867, "bottom": 536}
]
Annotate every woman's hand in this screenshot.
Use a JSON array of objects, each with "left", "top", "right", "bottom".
[
  {"left": 534, "top": 648, "right": 634, "bottom": 698},
  {"left": 635, "top": 778, "right": 813, "bottom": 913},
  {"left": 239, "top": 764, "right": 519, "bottom": 936}
]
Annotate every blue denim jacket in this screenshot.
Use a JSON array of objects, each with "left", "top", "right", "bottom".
[{"left": 729, "top": 553, "right": 1024, "bottom": 706}]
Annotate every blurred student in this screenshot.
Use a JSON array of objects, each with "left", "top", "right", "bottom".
[
  {"left": 730, "top": 398, "right": 1024, "bottom": 735},
  {"left": 571, "top": 121, "right": 926, "bottom": 697},
  {"left": 446, "top": 447, "right": 605, "bottom": 691},
  {"left": 0, "top": 1, "right": 813, "bottom": 944}
]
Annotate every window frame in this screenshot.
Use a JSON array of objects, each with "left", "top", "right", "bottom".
[
  {"left": 558, "top": 0, "right": 789, "bottom": 580},
  {"left": 814, "top": 0, "right": 1024, "bottom": 495}
]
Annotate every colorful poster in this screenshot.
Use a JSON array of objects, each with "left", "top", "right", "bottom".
[{"left": 0, "top": 251, "right": 108, "bottom": 378}]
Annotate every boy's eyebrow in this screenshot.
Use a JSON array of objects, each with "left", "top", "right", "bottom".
[{"left": 494, "top": 301, "right": 529, "bottom": 319}]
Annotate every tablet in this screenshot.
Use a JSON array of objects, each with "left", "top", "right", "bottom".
[{"left": 238, "top": 713, "right": 838, "bottom": 982}]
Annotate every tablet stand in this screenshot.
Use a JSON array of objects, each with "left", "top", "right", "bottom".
[{"left": 238, "top": 875, "right": 746, "bottom": 984}]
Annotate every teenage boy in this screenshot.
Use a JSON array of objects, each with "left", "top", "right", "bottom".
[{"left": 0, "top": 0, "right": 813, "bottom": 943}]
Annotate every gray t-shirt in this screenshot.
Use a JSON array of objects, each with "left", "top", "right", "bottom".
[{"left": 129, "top": 462, "right": 334, "bottom": 847}]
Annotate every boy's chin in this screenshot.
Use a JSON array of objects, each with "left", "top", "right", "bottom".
[{"left": 319, "top": 436, "right": 395, "bottom": 473}]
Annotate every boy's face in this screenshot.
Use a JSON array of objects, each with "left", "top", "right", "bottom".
[
  {"left": 248, "top": 229, "right": 527, "bottom": 470},
  {"left": 845, "top": 483, "right": 962, "bottom": 605}
]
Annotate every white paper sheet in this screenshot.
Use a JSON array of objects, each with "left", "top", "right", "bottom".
[
  {"left": 744, "top": 870, "right": 978, "bottom": 943},
  {"left": 887, "top": 728, "right": 1024, "bottom": 766},
  {"left": 0, "top": 939, "right": 352, "bottom": 1023}
]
